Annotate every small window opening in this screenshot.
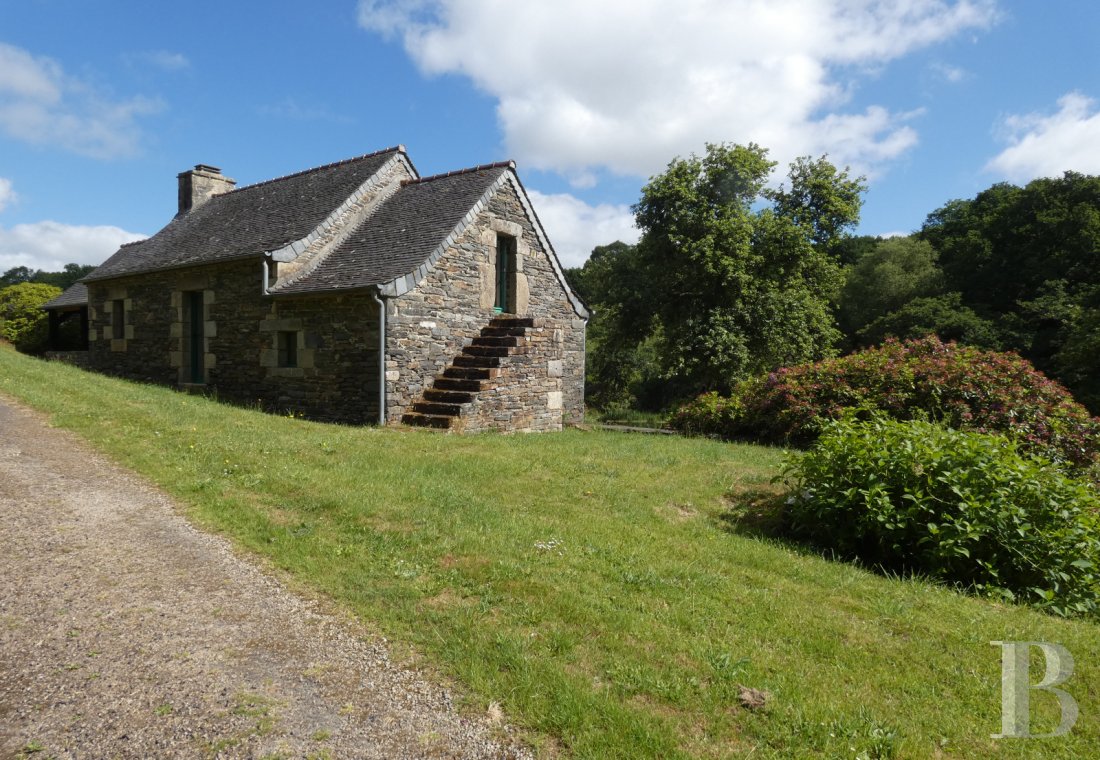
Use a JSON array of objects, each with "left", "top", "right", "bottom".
[
  {"left": 111, "top": 299, "right": 125, "bottom": 340},
  {"left": 278, "top": 331, "right": 298, "bottom": 368},
  {"left": 495, "top": 235, "right": 516, "bottom": 313}
]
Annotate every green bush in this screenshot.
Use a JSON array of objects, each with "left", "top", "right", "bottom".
[
  {"left": 782, "top": 416, "right": 1100, "bottom": 617},
  {"left": 0, "top": 282, "right": 61, "bottom": 354},
  {"left": 669, "top": 336, "right": 1100, "bottom": 471},
  {"left": 665, "top": 391, "right": 742, "bottom": 437}
]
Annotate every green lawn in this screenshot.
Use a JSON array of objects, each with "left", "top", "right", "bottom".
[{"left": 2, "top": 345, "right": 1097, "bottom": 759}]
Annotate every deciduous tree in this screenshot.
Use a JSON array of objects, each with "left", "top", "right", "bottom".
[{"left": 628, "top": 143, "right": 864, "bottom": 397}]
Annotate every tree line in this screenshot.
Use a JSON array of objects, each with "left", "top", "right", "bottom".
[
  {"left": 1, "top": 263, "right": 96, "bottom": 291},
  {"left": 566, "top": 143, "right": 1100, "bottom": 414}
]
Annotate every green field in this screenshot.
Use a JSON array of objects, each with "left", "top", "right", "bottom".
[{"left": 1, "top": 344, "right": 1096, "bottom": 759}]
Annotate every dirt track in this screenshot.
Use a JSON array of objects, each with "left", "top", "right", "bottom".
[{"left": 0, "top": 395, "right": 530, "bottom": 759}]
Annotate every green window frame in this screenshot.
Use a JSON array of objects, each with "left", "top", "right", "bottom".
[
  {"left": 111, "top": 299, "right": 125, "bottom": 340},
  {"left": 277, "top": 330, "right": 298, "bottom": 368},
  {"left": 495, "top": 235, "right": 516, "bottom": 313}
]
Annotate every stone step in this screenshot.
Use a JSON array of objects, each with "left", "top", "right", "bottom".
[
  {"left": 453, "top": 354, "right": 501, "bottom": 368},
  {"left": 490, "top": 316, "right": 535, "bottom": 329},
  {"left": 444, "top": 366, "right": 499, "bottom": 381},
  {"left": 401, "top": 412, "right": 454, "bottom": 429},
  {"left": 413, "top": 401, "right": 463, "bottom": 416},
  {"left": 433, "top": 377, "right": 488, "bottom": 393},
  {"left": 403, "top": 315, "right": 534, "bottom": 433},
  {"left": 471, "top": 335, "right": 519, "bottom": 348},
  {"left": 480, "top": 326, "right": 528, "bottom": 337},
  {"left": 424, "top": 388, "right": 475, "bottom": 404},
  {"left": 463, "top": 345, "right": 511, "bottom": 358}
]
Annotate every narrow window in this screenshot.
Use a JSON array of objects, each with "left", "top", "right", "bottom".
[
  {"left": 184, "top": 291, "right": 205, "bottom": 384},
  {"left": 495, "top": 235, "right": 516, "bottom": 313},
  {"left": 111, "top": 299, "right": 125, "bottom": 340},
  {"left": 278, "top": 331, "right": 298, "bottom": 368}
]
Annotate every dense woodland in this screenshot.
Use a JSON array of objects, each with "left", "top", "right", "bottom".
[{"left": 566, "top": 143, "right": 1100, "bottom": 414}]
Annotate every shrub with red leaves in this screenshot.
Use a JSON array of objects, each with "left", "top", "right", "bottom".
[{"left": 670, "top": 336, "right": 1100, "bottom": 470}]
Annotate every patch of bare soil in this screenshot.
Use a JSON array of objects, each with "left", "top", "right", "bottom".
[{"left": 0, "top": 396, "right": 531, "bottom": 759}]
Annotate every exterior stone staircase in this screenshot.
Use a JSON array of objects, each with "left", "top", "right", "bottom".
[{"left": 401, "top": 316, "right": 534, "bottom": 429}]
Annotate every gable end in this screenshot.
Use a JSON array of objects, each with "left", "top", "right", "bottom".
[{"left": 379, "top": 169, "right": 589, "bottom": 319}]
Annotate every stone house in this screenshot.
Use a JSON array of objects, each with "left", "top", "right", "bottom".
[{"left": 43, "top": 146, "right": 588, "bottom": 431}]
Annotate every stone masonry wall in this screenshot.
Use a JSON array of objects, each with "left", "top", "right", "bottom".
[
  {"left": 86, "top": 259, "right": 381, "bottom": 424},
  {"left": 460, "top": 318, "right": 562, "bottom": 433},
  {"left": 482, "top": 187, "right": 586, "bottom": 425},
  {"left": 386, "top": 178, "right": 586, "bottom": 430}
]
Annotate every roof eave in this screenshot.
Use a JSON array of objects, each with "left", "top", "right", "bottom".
[{"left": 83, "top": 250, "right": 267, "bottom": 283}]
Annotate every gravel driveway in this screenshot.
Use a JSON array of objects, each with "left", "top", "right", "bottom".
[{"left": 0, "top": 396, "right": 531, "bottom": 759}]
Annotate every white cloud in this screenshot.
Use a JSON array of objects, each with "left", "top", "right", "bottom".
[
  {"left": 359, "top": 0, "right": 996, "bottom": 179},
  {"left": 0, "top": 43, "right": 162, "bottom": 159},
  {"left": 985, "top": 92, "right": 1100, "bottom": 182},
  {"left": 930, "top": 62, "right": 968, "bottom": 83},
  {"left": 142, "top": 50, "right": 190, "bottom": 71},
  {"left": 528, "top": 190, "right": 638, "bottom": 267},
  {"left": 0, "top": 177, "right": 15, "bottom": 212},
  {"left": 0, "top": 221, "right": 145, "bottom": 273}
]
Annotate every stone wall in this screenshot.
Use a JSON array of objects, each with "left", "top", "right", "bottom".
[
  {"left": 481, "top": 188, "right": 586, "bottom": 425},
  {"left": 385, "top": 178, "right": 586, "bottom": 430},
  {"left": 86, "top": 260, "right": 381, "bottom": 424},
  {"left": 461, "top": 318, "right": 563, "bottom": 433}
]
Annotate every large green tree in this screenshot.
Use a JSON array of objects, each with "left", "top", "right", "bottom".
[
  {"left": 565, "top": 242, "right": 666, "bottom": 408},
  {"left": 631, "top": 143, "right": 863, "bottom": 397},
  {"left": 834, "top": 235, "right": 968, "bottom": 348},
  {"left": 919, "top": 171, "right": 1100, "bottom": 410},
  {"left": 577, "top": 143, "right": 864, "bottom": 408}
]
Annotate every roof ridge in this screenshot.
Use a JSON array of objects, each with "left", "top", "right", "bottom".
[
  {"left": 402, "top": 161, "right": 514, "bottom": 186},
  {"left": 222, "top": 146, "right": 406, "bottom": 196}
]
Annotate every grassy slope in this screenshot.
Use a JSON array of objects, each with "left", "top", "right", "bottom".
[{"left": 1, "top": 345, "right": 1097, "bottom": 759}]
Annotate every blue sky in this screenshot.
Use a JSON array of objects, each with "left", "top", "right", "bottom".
[{"left": 2, "top": 0, "right": 1099, "bottom": 273}]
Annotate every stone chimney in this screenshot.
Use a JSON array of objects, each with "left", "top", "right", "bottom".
[{"left": 177, "top": 164, "right": 235, "bottom": 215}]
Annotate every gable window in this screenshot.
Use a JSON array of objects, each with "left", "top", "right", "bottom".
[
  {"left": 277, "top": 331, "right": 298, "bottom": 368},
  {"left": 111, "top": 299, "right": 125, "bottom": 340},
  {"left": 495, "top": 234, "right": 516, "bottom": 313}
]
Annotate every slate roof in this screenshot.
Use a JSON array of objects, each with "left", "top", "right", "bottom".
[
  {"left": 84, "top": 148, "right": 404, "bottom": 282},
  {"left": 76, "top": 148, "right": 587, "bottom": 318},
  {"left": 41, "top": 282, "right": 88, "bottom": 310},
  {"left": 273, "top": 164, "right": 512, "bottom": 295}
]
